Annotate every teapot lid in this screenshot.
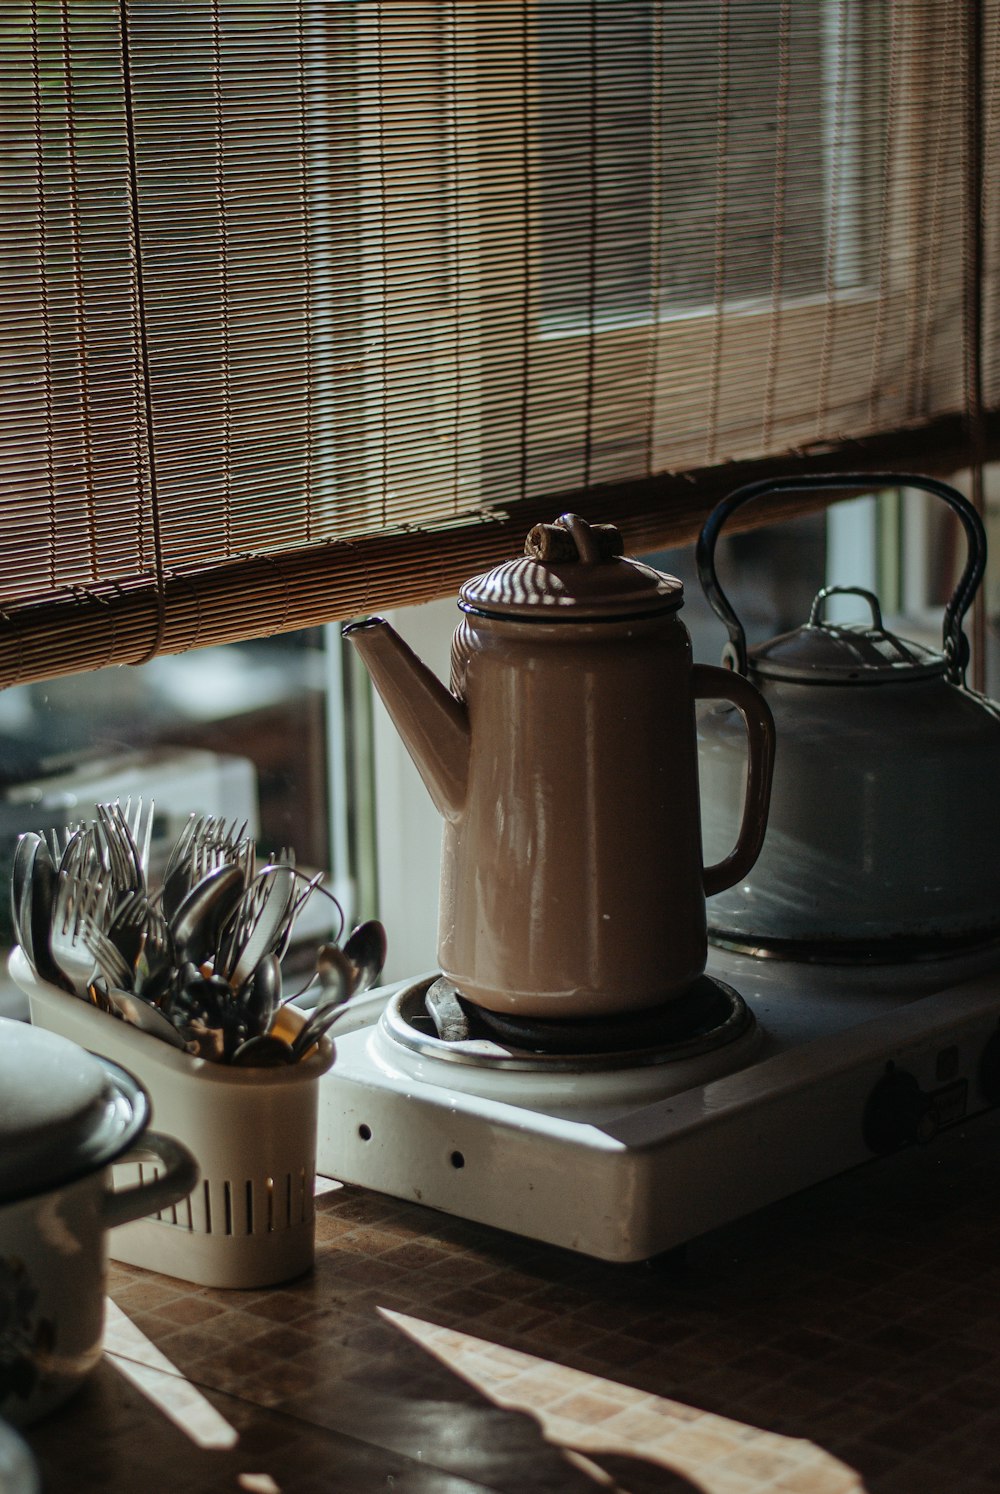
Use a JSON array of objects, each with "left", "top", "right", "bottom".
[
  {"left": 459, "top": 514, "right": 683, "bottom": 621},
  {"left": 0, "top": 1016, "right": 149, "bottom": 1205},
  {"left": 750, "top": 587, "right": 946, "bottom": 684}
]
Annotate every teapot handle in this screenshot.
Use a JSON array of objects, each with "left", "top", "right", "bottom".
[
  {"left": 693, "top": 665, "right": 775, "bottom": 897},
  {"left": 695, "top": 472, "right": 986, "bottom": 686}
]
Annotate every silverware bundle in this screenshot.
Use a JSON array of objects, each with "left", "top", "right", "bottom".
[{"left": 10, "top": 802, "right": 386, "bottom": 1066}]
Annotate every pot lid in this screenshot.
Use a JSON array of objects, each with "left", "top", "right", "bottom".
[
  {"left": 750, "top": 586, "right": 947, "bottom": 684},
  {"left": 0, "top": 1017, "right": 149, "bottom": 1206},
  {"left": 459, "top": 513, "right": 683, "bottom": 621}
]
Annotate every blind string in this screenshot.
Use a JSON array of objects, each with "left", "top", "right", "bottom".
[
  {"left": 583, "top": 0, "right": 598, "bottom": 492},
  {"left": 644, "top": 1, "right": 665, "bottom": 476},
  {"left": 122, "top": 1, "right": 151, "bottom": 575},
  {"left": 58, "top": 0, "right": 99, "bottom": 580},
  {"left": 237, "top": 553, "right": 291, "bottom": 638},
  {"left": 296, "top": 0, "right": 313, "bottom": 544},
  {"left": 985, "top": 8, "right": 1000, "bottom": 418},
  {"left": 377, "top": 5, "right": 388, "bottom": 531},
  {"left": 29, "top": 0, "right": 58, "bottom": 590},
  {"left": 964, "top": 0, "right": 986, "bottom": 691},
  {"left": 518, "top": 0, "right": 530, "bottom": 506},
  {"left": 211, "top": 0, "right": 234, "bottom": 556},
  {"left": 968, "top": 5, "right": 992, "bottom": 424},
  {"left": 901, "top": 14, "right": 927, "bottom": 422},
  {"left": 449, "top": 0, "right": 461, "bottom": 518},
  {"left": 164, "top": 569, "right": 203, "bottom": 653},
  {"left": 118, "top": 0, "right": 167, "bottom": 667},
  {"left": 816, "top": 0, "right": 849, "bottom": 441},
  {"left": 705, "top": 0, "right": 731, "bottom": 467},
  {"left": 914, "top": 1, "right": 957, "bottom": 418},
  {"left": 335, "top": 536, "right": 370, "bottom": 616},
  {"left": 761, "top": 0, "right": 792, "bottom": 452},
  {"left": 69, "top": 584, "right": 117, "bottom": 672},
  {"left": 868, "top": 0, "right": 901, "bottom": 428}
]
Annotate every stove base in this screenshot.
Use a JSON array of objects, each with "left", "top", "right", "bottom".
[{"left": 316, "top": 957, "right": 1000, "bottom": 1260}]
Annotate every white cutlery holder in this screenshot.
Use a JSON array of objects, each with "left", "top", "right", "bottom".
[{"left": 9, "top": 949, "right": 334, "bottom": 1290}]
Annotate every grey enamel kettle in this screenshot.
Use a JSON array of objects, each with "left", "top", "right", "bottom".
[{"left": 696, "top": 472, "right": 1000, "bottom": 961}]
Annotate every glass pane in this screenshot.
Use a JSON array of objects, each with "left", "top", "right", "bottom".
[
  {"left": 0, "top": 629, "right": 347, "bottom": 1013},
  {"left": 538, "top": 0, "right": 885, "bottom": 329}
]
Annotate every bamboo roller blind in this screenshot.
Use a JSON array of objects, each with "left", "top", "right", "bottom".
[{"left": 0, "top": 1, "right": 997, "bottom": 685}]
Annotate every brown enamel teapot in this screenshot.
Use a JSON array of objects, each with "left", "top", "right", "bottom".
[{"left": 346, "top": 514, "right": 775, "bottom": 1018}]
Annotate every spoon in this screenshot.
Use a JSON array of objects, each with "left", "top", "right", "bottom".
[
  {"left": 341, "top": 919, "right": 387, "bottom": 996},
  {"left": 224, "top": 863, "right": 300, "bottom": 994},
  {"left": 171, "top": 863, "right": 245, "bottom": 964},
  {"left": 271, "top": 922, "right": 386, "bottom": 1062},
  {"left": 14, "top": 834, "right": 62, "bottom": 989},
  {"left": 99, "top": 983, "right": 189, "bottom": 1050},
  {"left": 241, "top": 950, "right": 282, "bottom": 1035},
  {"left": 286, "top": 944, "right": 355, "bottom": 1060},
  {"left": 229, "top": 997, "right": 307, "bottom": 1067},
  {"left": 229, "top": 1033, "right": 296, "bottom": 1068},
  {"left": 10, "top": 833, "right": 42, "bottom": 973}
]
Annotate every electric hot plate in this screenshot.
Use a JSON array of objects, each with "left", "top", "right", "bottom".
[{"left": 316, "top": 945, "right": 1000, "bottom": 1261}]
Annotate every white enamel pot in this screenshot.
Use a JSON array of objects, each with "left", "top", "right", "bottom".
[
  {"left": 696, "top": 472, "right": 1000, "bottom": 961},
  {"left": 0, "top": 1017, "right": 197, "bottom": 1426}
]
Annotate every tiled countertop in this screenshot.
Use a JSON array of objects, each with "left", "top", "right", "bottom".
[{"left": 22, "top": 1108, "right": 1000, "bottom": 1494}]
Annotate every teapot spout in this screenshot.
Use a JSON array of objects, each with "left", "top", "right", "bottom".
[{"left": 343, "top": 617, "right": 469, "bottom": 821}]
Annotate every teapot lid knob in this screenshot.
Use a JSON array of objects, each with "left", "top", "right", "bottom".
[
  {"left": 525, "top": 513, "right": 624, "bottom": 565},
  {"left": 460, "top": 512, "right": 680, "bottom": 618}
]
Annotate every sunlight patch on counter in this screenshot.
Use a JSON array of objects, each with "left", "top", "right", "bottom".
[
  {"left": 104, "top": 1298, "right": 239, "bottom": 1450},
  {"left": 381, "top": 1308, "right": 865, "bottom": 1494}
]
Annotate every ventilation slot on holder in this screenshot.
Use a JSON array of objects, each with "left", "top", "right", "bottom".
[{"left": 115, "top": 1158, "right": 321, "bottom": 1242}]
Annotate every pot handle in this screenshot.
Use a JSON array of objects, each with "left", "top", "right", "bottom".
[
  {"left": 102, "top": 1131, "right": 199, "bottom": 1231},
  {"left": 695, "top": 472, "right": 986, "bottom": 686},
  {"left": 693, "top": 664, "right": 776, "bottom": 897}
]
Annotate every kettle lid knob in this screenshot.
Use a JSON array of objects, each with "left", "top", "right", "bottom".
[{"left": 525, "top": 513, "right": 624, "bottom": 565}]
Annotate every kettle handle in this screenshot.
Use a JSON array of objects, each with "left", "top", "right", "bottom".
[
  {"left": 693, "top": 664, "right": 776, "bottom": 897},
  {"left": 695, "top": 472, "right": 987, "bottom": 686}
]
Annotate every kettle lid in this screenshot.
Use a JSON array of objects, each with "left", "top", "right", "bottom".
[
  {"left": 751, "top": 586, "right": 946, "bottom": 684},
  {"left": 460, "top": 514, "right": 683, "bottom": 621}
]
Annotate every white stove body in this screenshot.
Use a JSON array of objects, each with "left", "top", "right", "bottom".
[{"left": 316, "top": 948, "right": 1000, "bottom": 1261}]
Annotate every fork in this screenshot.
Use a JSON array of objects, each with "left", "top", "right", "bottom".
[
  {"left": 117, "top": 797, "right": 155, "bottom": 882},
  {"left": 137, "top": 898, "right": 173, "bottom": 988},
  {"left": 108, "top": 888, "right": 173, "bottom": 984},
  {"left": 161, "top": 812, "right": 207, "bottom": 887},
  {"left": 44, "top": 823, "right": 86, "bottom": 874},
  {"left": 160, "top": 813, "right": 250, "bottom": 920},
  {"left": 50, "top": 874, "right": 119, "bottom": 997},
  {"left": 96, "top": 800, "right": 147, "bottom": 898},
  {"left": 59, "top": 824, "right": 102, "bottom": 883}
]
